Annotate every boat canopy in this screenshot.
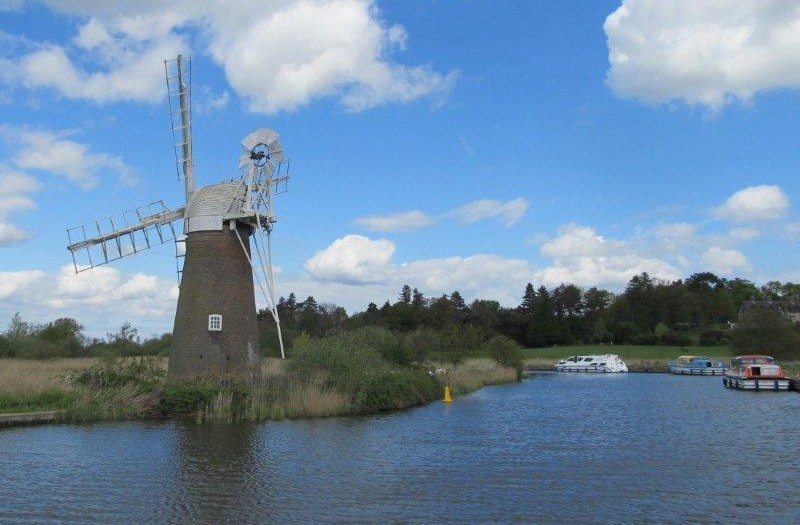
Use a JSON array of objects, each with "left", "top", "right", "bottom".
[{"left": 733, "top": 355, "right": 774, "bottom": 365}]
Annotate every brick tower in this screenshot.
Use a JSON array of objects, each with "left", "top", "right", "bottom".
[{"left": 168, "top": 224, "right": 261, "bottom": 380}]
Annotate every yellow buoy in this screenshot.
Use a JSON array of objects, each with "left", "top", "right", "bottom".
[{"left": 443, "top": 385, "right": 452, "bottom": 403}]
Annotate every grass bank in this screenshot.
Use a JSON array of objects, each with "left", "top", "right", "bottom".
[
  {"left": 522, "top": 344, "right": 736, "bottom": 372},
  {"left": 0, "top": 329, "right": 520, "bottom": 423}
]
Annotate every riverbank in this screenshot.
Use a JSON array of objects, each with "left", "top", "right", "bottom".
[{"left": 0, "top": 355, "right": 518, "bottom": 425}]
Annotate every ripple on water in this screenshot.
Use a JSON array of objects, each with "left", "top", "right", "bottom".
[{"left": 0, "top": 375, "right": 798, "bottom": 524}]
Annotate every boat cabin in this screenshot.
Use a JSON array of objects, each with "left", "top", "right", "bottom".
[{"left": 730, "top": 355, "right": 785, "bottom": 379}]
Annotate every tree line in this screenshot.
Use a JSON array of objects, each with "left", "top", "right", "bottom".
[
  {"left": 3, "top": 270, "right": 799, "bottom": 360},
  {"left": 258, "top": 271, "right": 800, "bottom": 360}
]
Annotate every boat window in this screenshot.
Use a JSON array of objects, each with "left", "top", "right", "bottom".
[
  {"left": 584, "top": 357, "right": 593, "bottom": 362},
  {"left": 751, "top": 366, "right": 761, "bottom": 376},
  {"left": 599, "top": 363, "right": 606, "bottom": 366}
]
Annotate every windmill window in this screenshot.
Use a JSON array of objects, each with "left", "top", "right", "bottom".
[{"left": 208, "top": 314, "right": 223, "bottom": 331}]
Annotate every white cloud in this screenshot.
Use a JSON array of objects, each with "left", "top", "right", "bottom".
[
  {"left": 447, "top": 198, "right": 528, "bottom": 227},
  {"left": 0, "top": 269, "right": 45, "bottom": 299},
  {"left": 355, "top": 210, "right": 433, "bottom": 232},
  {"left": 299, "top": 226, "right": 687, "bottom": 313},
  {"left": 0, "top": 222, "right": 30, "bottom": 244},
  {"left": 655, "top": 222, "right": 696, "bottom": 240},
  {"left": 0, "top": 164, "right": 41, "bottom": 244},
  {"left": 8, "top": 1, "right": 456, "bottom": 113},
  {"left": 0, "top": 265, "right": 179, "bottom": 337},
  {"left": 701, "top": 246, "right": 751, "bottom": 275},
  {"left": 305, "top": 234, "right": 395, "bottom": 284},
  {"left": 12, "top": 130, "right": 136, "bottom": 188},
  {"left": 20, "top": 37, "right": 186, "bottom": 103},
  {"left": 540, "top": 224, "right": 619, "bottom": 259},
  {"left": 729, "top": 226, "right": 760, "bottom": 241},
  {"left": 0, "top": 165, "right": 41, "bottom": 213},
  {"left": 714, "top": 185, "right": 789, "bottom": 222},
  {"left": 784, "top": 222, "right": 800, "bottom": 241},
  {"left": 605, "top": 0, "right": 800, "bottom": 109},
  {"left": 537, "top": 223, "right": 681, "bottom": 287}
]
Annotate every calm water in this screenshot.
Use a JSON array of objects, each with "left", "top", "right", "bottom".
[{"left": 1, "top": 374, "right": 799, "bottom": 524}]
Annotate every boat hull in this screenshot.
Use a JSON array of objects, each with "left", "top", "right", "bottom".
[
  {"left": 669, "top": 366, "right": 726, "bottom": 376},
  {"left": 554, "top": 365, "right": 626, "bottom": 373},
  {"left": 722, "top": 376, "right": 790, "bottom": 391}
]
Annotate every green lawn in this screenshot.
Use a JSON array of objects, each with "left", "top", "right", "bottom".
[{"left": 522, "top": 344, "right": 734, "bottom": 362}]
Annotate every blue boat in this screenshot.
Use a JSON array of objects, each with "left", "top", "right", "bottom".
[{"left": 667, "top": 355, "right": 727, "bottom": 375}]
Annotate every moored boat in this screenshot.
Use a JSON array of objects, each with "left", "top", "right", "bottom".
[
  {"left": 722, "top": 355, "right": 790, "bottom": 391},
  {"left": 554, "top": 354, "right": 628, "bottom": 373},
  {"left": 668, "top": 355, "right": 727, "bottom": 375}
]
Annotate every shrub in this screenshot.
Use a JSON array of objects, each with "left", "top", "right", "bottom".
[
  {"left": 353, "top": 368, "right": 439, "bottom": 413},
  {"left": 402, "top": 328, "right": 441, "bottom": 363},
  {"left": 63, "top": 356, "right": 165, "bottom": 390},
  {"left": 483, "top": 335, "right": 523, "bottom": 379},
  {"left": 660, "top": 331, "right": 692, "bottom": 347},
  {"left": 288, "top": 329, "right": 390, "bottom": 400},
  {"left": 732, "top": 310, "right": 800, "bottom": 360},
  {"left": 631, "top": 331, "right": 657, "bottom": 345},
  {"left": 699, "top": 329, "right": 723, "bottom": 346},
  {"left": 160, "top": 381, "right": 248, "bottom": 417}
]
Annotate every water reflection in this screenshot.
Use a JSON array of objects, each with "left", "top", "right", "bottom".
[{"left": 159, "top": 422, "right": 263, "bottom": 524}]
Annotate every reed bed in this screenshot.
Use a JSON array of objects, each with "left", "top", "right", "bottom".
[
  {"left": 1, "top": 349, "right": 518, "bottom": 421},
  {"left": 434, "top": 358, "right": 519, "bottom": 396},
  {"left": 0, "top": 358, "right": 96, "bottom": 396}
]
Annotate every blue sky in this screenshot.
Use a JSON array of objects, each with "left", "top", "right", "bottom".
[{"left": 1, "top": 0, "right": 800, "bottom": 337}]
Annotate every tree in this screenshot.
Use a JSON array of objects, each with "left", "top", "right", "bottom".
[
  {"left": 399, "top": 285, "right": 412, "bottom": 305},
  {"left": 6, "top": 312, "right": 31, "bottom": 340},
  {"left": 411, "top": 288, "right": 425, "bottom": 308},
  {"left": 526, "top": 286, "right": 560, "bottom": 347},
  {"left": 450, "top": 290, "right": 467, "bottom": 310},
  {"left": 470, "top": 299, "right": 501, "bottom": 332},
  {"left": 732, "top": 309, "right": 800, "bottom": 360},
  {"left": 520, "top": 282, "right": 536, "bottom": 314},
  {"left": 723, "top": 278, "right": 762, "bottom": 310}
]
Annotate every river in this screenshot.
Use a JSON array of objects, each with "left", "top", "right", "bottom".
[{"left": 1, "top": 373, "right": 798, "bottom": 524}]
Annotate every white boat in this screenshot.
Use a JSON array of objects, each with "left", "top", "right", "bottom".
[
  {"left": 722, "top": 355, "right": 790, "bottom": 391},
  {"left": 554, "top": 354, "right": 628, "bottom": 373},
  {"left": 668, "top": 355, "right": 727, "bottom": 375}
]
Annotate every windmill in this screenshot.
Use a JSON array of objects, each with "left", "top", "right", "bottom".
[{"left": 66, "top": 55, "right": 290, "bottom": 380}]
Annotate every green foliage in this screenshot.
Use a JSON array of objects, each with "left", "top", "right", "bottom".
[
  {"left": 732, "top": 310, "right": 800, "bottom": 360},
  {"left": 140, "top": 333, "right": 172, "bottom": 356},
  {"left": 353, "top": 368, "right": 440, "bottom": 413},
  {"left": 0, "top": 388, "right": 77, "bottom": 413},
  {"left": 292, "top": 331, "right": 312, "bottom": 352},
  {"left": 654, "top": 322, "right": 669, "bottom": 339},
  {"left": 63, "top": 356, "right": 165, "bottom": 390},
  {"left": 660, "top": 331, "right": 692, "bottom": 346},
  {"left": 287, "top": 327, "right": 442, "bottom": 414},
  {"left": 483, "top": 335, "right": 524, "bottom": 379},
  {"left": 402, "top": 328, "right": 441, "bottom": 363},
  {"left": 288, "top": 328, "right": 391, "bottom": 400},
  {"left": 160, "top": 381, "right": 249, "bottom": 417},
  {"left": 699, "top": 329, "right": 725, "bottom": 346}
]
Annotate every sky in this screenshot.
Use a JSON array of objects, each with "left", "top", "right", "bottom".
[{"left": 1, "top": 0, "right": 800, "bottom": 338}]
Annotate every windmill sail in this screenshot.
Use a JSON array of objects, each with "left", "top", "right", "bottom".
[
  {"left": 165, "top": 55, "right": 195, "bottom": 204},
  {"left": 67, "top": 201, "right": 184, "bottom": 272}
]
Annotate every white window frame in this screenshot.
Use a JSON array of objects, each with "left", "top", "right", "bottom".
[{"left": 208, "top": 314, "right": 222, "bottom": 332}]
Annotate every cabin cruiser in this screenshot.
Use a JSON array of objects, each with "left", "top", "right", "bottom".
[
  {"left": 722, "top": 355, "right": 789, "bottom": 391},
  {"left": 667, "top": 355, "right": 727, "bottom": 375},
  {"left": 554, "top": 354, "right": 628, "bottom": 373}
]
